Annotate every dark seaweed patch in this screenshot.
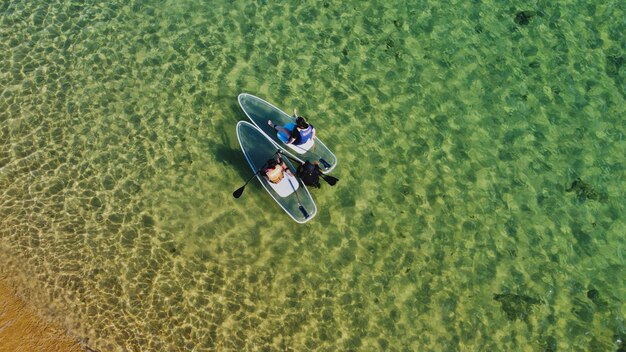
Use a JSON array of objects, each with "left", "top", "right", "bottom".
[
  {"left": 493, "top": 293, "right": 543, "bottom": 320},
  {"left": 542, "top": 336, "right": 558, "bottom": 352},
  {"left": 514, "top": 11, "right": 535, "bottom": 26},
  {"left": 606, "top": 54, "right": 624, "bottom": 75},
  {"left": 383, "top": 36, "right": 403, "bottom": 59},
  {"left": 605, "top": 53, "right": 625, "bottom": 99},
  {"left": 566, "top": 177, "right": 607, "bottom": 202}
]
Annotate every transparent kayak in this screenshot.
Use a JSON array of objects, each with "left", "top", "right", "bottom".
[
  {"left": 236, "top": 121, "right": 317, "bottom": 224},
  {"left": 238, "top": 93, "right": 337, "bottom": 173}
]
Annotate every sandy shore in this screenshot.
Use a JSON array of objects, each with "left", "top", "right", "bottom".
[{"left": 0, "top": 279, "right": 84, "bottom": 352}]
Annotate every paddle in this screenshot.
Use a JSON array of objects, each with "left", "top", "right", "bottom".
[
  {"left": 232, "top": 170, "right": 262, "bottom": 198},
  {"left": 319, "top": 158, "right": 332, "bottom": 169},
  {"left": 320, "top": 173, "right": 338, "bottom": 186},
  {"left": 287, "top": 177, "right": 309, "bottom": 219}
]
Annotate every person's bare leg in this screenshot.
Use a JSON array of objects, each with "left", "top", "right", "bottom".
[{"left": 268, "top": 120, "right": 291, "bottom": 135}]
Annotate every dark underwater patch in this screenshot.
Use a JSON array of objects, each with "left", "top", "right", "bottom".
[
  {"left": 587, "top": 288, "right": 599, "bottom": 301},
  {"left": 541, "top": 335, "right": 558, "bottom": 352},
  {"left": 514, "top": 11, "right": 535, "bottom": 26},
  {"left": 605, "top": 52, "right": 625, "bottom": 99},
  {"left": 493, "top": 293, "right": 543, "bottom": 321},
  {"left": 566, "top": 177, "right": 607, "bottom": 202}
]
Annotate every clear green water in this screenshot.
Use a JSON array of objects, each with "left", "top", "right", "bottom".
[{"left": 1, "top": 0, "right": 624, "bottom": 351}]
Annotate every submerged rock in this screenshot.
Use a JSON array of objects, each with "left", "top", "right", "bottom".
[
  {"left": 493, "top": 293, "right": 543, "bottom": 321},
  {"left": 587, "top": 288, "right": 599, "bottom": 301},
  {"left": 566, "top": 177, "right": 607, "bottom": 202}
]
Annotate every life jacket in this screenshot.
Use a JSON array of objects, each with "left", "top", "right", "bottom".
[
  {"left": 298, "top": 161, "right": 320, "bottom": 187},
  {"left": 265, "top": 164, "right": 284, "bottom": 183},
  {"left": 296, "top": 125, "right": 314, "bottom": 145}
]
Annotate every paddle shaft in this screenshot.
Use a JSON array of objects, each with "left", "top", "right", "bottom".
[
  {"left": 241, "top": 170, "right": 260, "bottom": 187},
  {"left": 283, "top": 156, "right": 309, "bottom": 219},
  {"left": 232, "top": 170, "right": 261, "bottom": 198},
  {"left": 287, "top": 177, "right": 308, "bottom": 219}
]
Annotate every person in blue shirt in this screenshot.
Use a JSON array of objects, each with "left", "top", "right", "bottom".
[{"left": 268, "top": 113, "right": 316, "bottom": 145}]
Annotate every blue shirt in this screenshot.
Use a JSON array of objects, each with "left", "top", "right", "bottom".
[{"left": 297, "top": 125, "right": 314, "bottom": 145}]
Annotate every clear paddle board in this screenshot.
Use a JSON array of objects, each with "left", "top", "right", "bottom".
[
  {"left": 238, "top": 93, "right": 337, "bottom": 173},
  {"left": 236, "top": 121, "right": 317, "bottom": 224}
]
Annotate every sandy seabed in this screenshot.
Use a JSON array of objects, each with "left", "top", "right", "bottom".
[{"left": 0, "top": 278, "right": 83, "bottom": 352}]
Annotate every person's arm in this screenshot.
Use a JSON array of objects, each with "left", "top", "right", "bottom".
[
  {"left": 276, "top": 154, "right": 288, "bottom": 171},
  {"left": 288, "top": 127, "right": 299, "bottom": 144},
  {"left": 283, "top": 163, "right": 294, "bottom": 176}
]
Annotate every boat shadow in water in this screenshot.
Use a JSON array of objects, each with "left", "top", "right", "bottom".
[{"left": 213, "top": 145, "right": 254, "bottom": 183}]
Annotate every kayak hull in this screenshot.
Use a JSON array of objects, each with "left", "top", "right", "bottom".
[
  {"left": 236, "top": 121, "right": 317, "bottom": 224},
  {"left": 238, "top": 93, "right": 337, "bottom": 173}
]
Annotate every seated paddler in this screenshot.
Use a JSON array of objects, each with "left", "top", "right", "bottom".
[
  {"left": 267, "top": 114, "right": 316, "bottom": 146},
  {"left": 263, "top": 152, "right": 293, "bottom": 184},
  {"left": 296, "top": 160, "right": 322, "bottom": 188}
]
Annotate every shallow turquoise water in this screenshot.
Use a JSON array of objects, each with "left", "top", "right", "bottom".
[{"left": 0, "top": 0, "right": 624, "bottom": 351}]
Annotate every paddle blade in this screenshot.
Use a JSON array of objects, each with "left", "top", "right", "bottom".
[
  {"left": 232, "top": 186, "right": 245, "bottom": 198},
  {"left": 319, "top": 158, "right": 331, "bottom": 169},
  {"left": 322, "top": 175, "right": 338, "bottom": 186},
  {"left": 299, "top": 205, "right": 309, "bottom": 219}
]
